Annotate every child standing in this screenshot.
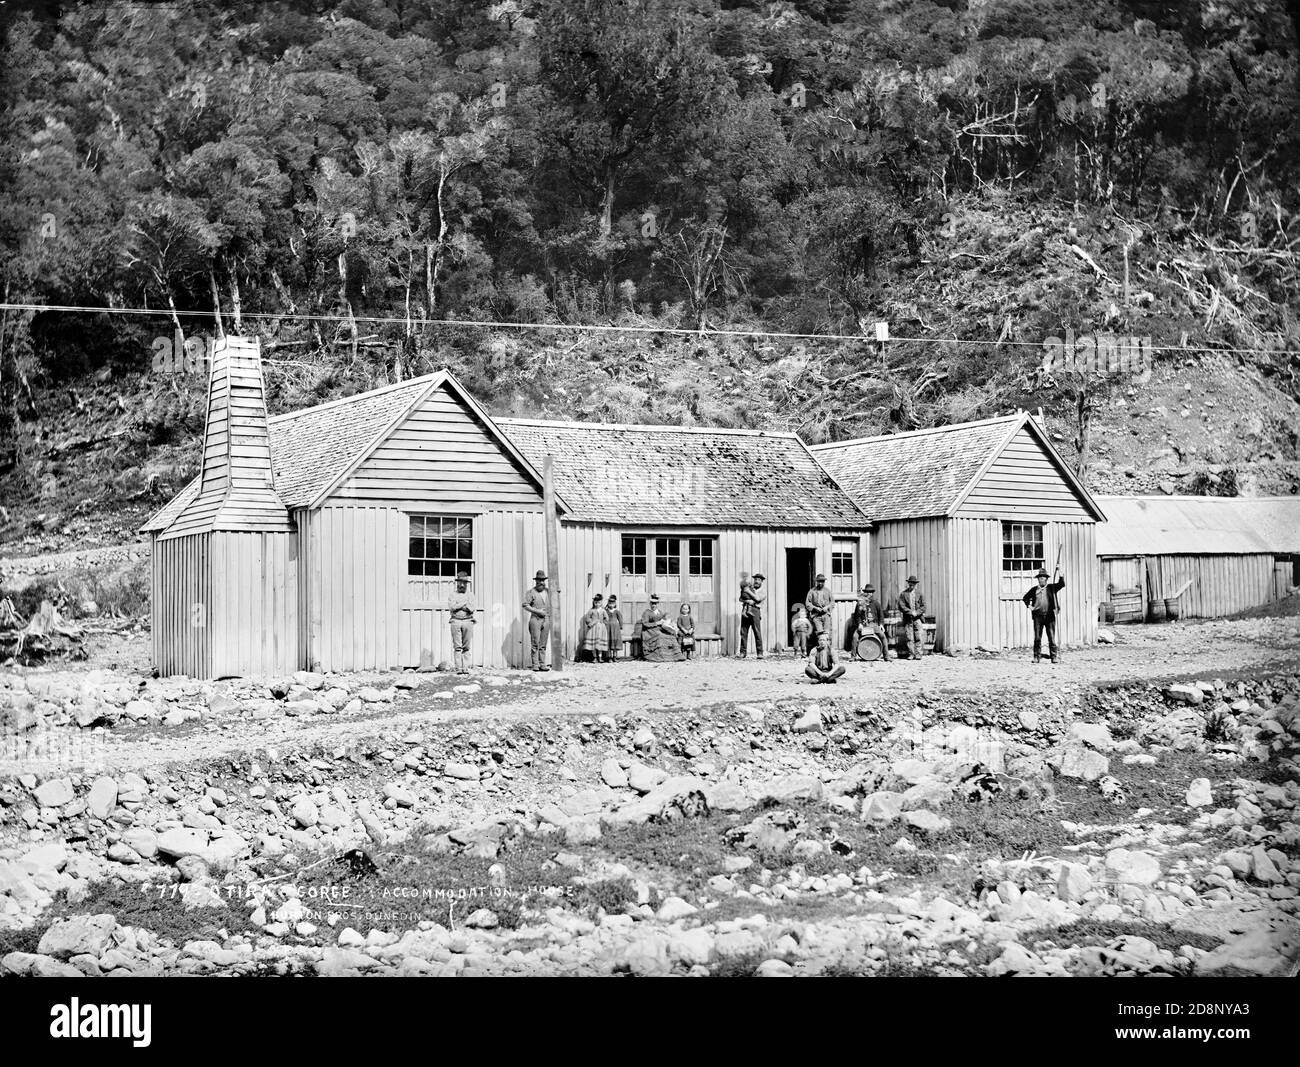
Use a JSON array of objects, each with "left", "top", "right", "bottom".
[
  {"left": 677, "top": 604, "right": 696, "bottom": 658},
  {"left": 605, "top": 595, "right": 623, "bottom": 662},
  {"left": 791, "top": 604, "right": 812, "bottom": 656},
  {"left": 579, "top": 594, "right": 608, "bottom": 663}
]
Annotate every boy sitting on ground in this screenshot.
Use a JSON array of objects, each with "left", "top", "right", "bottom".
[{"left": 805, "top": 630, "right": 846, "bottom": 684}]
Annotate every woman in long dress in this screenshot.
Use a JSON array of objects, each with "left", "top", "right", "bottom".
[
  {"left": 579, "top": 594, "right": 610, "bottom": 662},
  {"left": 639, "top": 595, "right": 685, "bottom": 662}
]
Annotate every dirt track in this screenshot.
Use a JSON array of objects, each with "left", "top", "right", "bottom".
[{"left": 35, "top": 615, "right": 1300, "bottom": 774}]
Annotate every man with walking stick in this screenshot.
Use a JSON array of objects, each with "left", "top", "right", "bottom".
[{"left": 1022, "top": 547, "right": 1066, "bottom": 664}]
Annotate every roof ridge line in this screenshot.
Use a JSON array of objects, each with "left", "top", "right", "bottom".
[
  {"left": 808, "top": 412, "right": 1022, "bottom": 449},
  {"left": 499, "top": 417, "right": 799, "bottom": 438},
  {"left": 266, "top": 372, "right": 443, "bottom": 424}
]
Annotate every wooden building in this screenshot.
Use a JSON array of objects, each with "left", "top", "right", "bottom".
[
  {"left": 811, "top": 413, "right": 1106, "bottom": 652},
  {"left": 499, "top": 419, "right": 871, "bottom": 657},
  {"left": 143, "top": 340, "right": 869, "bottom": 676},
  {"left": 1096, "top": 495, "right": 1300, "bottom": 620}
]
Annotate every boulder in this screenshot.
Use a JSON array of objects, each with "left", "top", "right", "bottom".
[
  {"left": 903, "top": 809, "right": 951, "bottom": 833},
  {"left": 1055, "top": 745, "right": 1109, "bottom": 781},
  {"left": 37, "top": 914, "right": 117, "bottom": 959},
  {"left": 156, "top": 828, "right": 210, "bottom": 861},
  {"left": 1185, "top": 778, "right": 1213, "bottom": 808},
  {"left": 1057, "top": 862, "right": 1093, "bottom": 902},
  {"left": 443, "top": 762, "right": 479, "bottom": 781},
  {"left": 626, "top": 764, "right": 668, "bottom": 793},
  {"left": 599, "top": 759, "right": 629, "bottom": 789},
  {"left": 861, "top": 791, "right": 904, "bottom": 824},
  {"left": 1165, "top": 684, "right": 1204, "bottom": 705},
  {"left": 33, "top": 778, "right": 74, "bottom": 808},
  {"left": 754, "top": 774, "right": 823, "bottom": 804},
  {"left": 86, "top": 777, "right": 117, "bottom": 820},
  {"left": 1104, "top": 848, "right": 1161, "bottom": 887}
]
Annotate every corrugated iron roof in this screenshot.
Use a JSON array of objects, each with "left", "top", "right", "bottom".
[
  {"left": 499, "top": 419, "right": 870, "bottom": 528},
  {"left": 810, "top": 415, "right": 1023, "bottom": 521},
  {"left": 1095, "top": 495, "right": 1300, "bottom": 555}
]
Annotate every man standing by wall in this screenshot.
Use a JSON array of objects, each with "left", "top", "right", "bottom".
[
  {"left": 896, "top": 575, "right": 926, "bottom": 660},
  {"left": 522, "top": 570, "right": 552, "bottom": 671},
  {"left": 805, "top": 572, "right": 834, "bottom": 641},
  {"left": 739, "top": 572, "right": 766, "bottom": 658},
  {"left": 1022, "top": 566, "right": 1065, "bottom": 663},
  {"left": 447, "top": 570, "right": 475, "bottom": 676}
]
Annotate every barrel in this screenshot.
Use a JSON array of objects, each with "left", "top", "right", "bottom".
[
  {"left": 1164, "top": 598, "right": 1181, "bottom": 621},
  {"left": 1100, "top": 602, "right": 1116, "bottom": 624},
  {"left": 1147, "top": 599, "right": 1167, "bottom": 623}
]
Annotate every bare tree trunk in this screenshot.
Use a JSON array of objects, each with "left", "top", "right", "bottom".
[
  {"left": 1074, "top": 377, "right": 1093, "bottom": 479},
  {"left": 208, "top": 268, "right": 225, "bottom": 338},
  {"left": 427, "top": 166, "right": 450, "bottom": 318},
  {"left": 338, "top": 251, "right": 358, "bottom": 363},
  {"left": 229, "top": 264, "right": 242, "bottom": 333},
  {"left": 600, "top": 166, "right": 615, "bottom": 238}
]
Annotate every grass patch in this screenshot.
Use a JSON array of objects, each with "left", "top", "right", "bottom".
[
  {"left": 16, "top": 879, "right": 261, "bottom": 950},
  {"left": 1024, "top": 919, "right": 1224, "bottom": 954}
]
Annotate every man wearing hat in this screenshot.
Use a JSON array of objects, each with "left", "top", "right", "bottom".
[
  {"left": 850, "top": 583, "right": 887, "bottom": 661},
  {"left": 739, "top": 572, "right": 766, "bottom": 658},
  {"left": 895, "top": 575, "right": 926, "bottom": 660},
  {"left": 805, "top": 572, "right": 834, "bottom": 640},
  {"left": 1022, "top": 566, "right": 1066, "bottom": 663},
  {"left": 447, "top": 570, "right": 476, "bottom": 675},
  {"left": 522, "top": 570, "right": 552, "bottom": 671}
]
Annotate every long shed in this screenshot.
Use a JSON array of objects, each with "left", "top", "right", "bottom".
[
  {"left": 1095, "top": 495, "right": 1300, "bottom": 620},
  {"left": 811, "top": 412, "right": 1106, "bottom": 652}
]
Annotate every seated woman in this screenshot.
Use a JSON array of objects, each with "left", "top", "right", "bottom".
[{"left": 639, "top": 594, "right": 686, "bottom": 662}]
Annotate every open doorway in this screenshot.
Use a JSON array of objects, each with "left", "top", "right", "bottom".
[{"left": 785, "top": 547, "right": 816, "bottom": 647}]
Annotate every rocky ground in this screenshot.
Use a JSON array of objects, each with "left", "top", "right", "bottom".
[{"left": 0, "top": 622, "right": 1297, "bottom": 978}]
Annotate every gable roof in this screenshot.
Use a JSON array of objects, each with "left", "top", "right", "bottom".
[
  {"left": 141, "top": 371, "right": 560, "bottom": 534},
  {"left": 1096, "top": 495, "right": 1300, "bottom": 555},
  {"left": 810, "top": 412, "right": 1104, "bottom": 522},
  {"left": 497, "top": 419, "right": 870, "bottom": 528}
]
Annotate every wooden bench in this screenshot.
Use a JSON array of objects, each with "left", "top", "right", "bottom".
[{"left": 621, "top": 634, "right": 723, "bottom": 658}]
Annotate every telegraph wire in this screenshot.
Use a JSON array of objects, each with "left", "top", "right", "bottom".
[{"left": 0, "top": 301, "right": 1296, "bottom": 357}]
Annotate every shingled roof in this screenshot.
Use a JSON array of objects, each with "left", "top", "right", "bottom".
[
  {"left": 498, "top": 419, "right": 869, "bottom": 528},
  {"left": 810, "top": 413, "right": 1042, "bottom": 521},
  {"left": 143, "top": 373, "right": 867, "bottom": 534}
]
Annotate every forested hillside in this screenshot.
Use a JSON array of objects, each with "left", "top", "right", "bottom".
[{"left": 2, "top": 0, "right": 1300, "bottom": 554}]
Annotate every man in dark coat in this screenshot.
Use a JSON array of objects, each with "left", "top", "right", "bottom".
[
  {"left": 1022, "top": 566, "right": 1066, "bottom": 663},
  {"left": 895, "top": 575, "right": 926, "bottom": 660},
  {"left": 850, "top": 583, "right": 887, "bottom": 662}
]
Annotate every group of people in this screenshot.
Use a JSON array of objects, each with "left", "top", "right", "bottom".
[{"left": 444, "top": 561, "right": 1066, "bottom": 675}]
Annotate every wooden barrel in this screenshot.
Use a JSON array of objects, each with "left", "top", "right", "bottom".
[
  {"left": 855, "top": 631, "right": 885, "bottom": 661},
  {"left": 1147, "top": 599, "right": 1167, "bottom": 623},
  {"left": 1164, "top": 598, "right": 1181, "bottom": 621}
]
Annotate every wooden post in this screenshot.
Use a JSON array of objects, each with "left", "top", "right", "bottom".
[{"left": 544, "top": 454, "right": 562, "bottom": 671}]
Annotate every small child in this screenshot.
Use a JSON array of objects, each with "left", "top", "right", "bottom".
[
  {"left": 791, "top": 604, "right": 812, "bottom": 656},
  {"left": 605, "top": 595, "right": 623, "bottom": 663},
  {"left": 739, "top": 571, "right": 753, "bottom": 604},
  {"left": 677, "top": 603, "right": 696, "bottom": 658}
]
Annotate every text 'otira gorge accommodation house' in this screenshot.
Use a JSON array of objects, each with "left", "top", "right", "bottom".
[
  {"left": 811, "top": 413, "right": 1106, "bottom": 653},
  {"left": 142, "top": 337, "right": 870, "bottom": 678}
]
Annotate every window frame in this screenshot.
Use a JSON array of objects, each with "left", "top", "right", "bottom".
[
  {"left": 687, "top": 537, "right": 714, "bottom": 577},
  {"left": 1001, "top": 521, "right": 1045, "bottom": 576},
  {"left": 408, "top": 514, "right": 476, "bottom": 579},
  {"left": 621, "top": 535, "right": 647, "bottom": 576}
]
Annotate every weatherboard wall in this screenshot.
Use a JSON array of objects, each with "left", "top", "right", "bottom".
[
  {"left": 151, "top": 532, "right": 212, "bottom": 678},
  {"left": 955, "top": 425, "right": 1094, "bottom": 521}
]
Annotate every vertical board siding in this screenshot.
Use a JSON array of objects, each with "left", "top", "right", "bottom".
[
  {"left": 1143, "top": 554, "right": 1276, "bottom": 617},
  {"left": 873, "top": 518, "right": 949, "bottom": 648},
  {"left": 151, "top": 533, "right": 211, "bottom": 678},
  {"left": 956, "top": 426, "right": 1095, "bottom": 520},
  {"left": 946, "top": 517, "right": 1095, "bottom": 650},
  {"left": 398, "top": 509, "right": 545, "bottom": 669},
  {"left": 209, "top": 531, "right": 298, "bottom": 678},
  {"left": 305, "top": 505, "right": 400, "bottom": 671}
]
